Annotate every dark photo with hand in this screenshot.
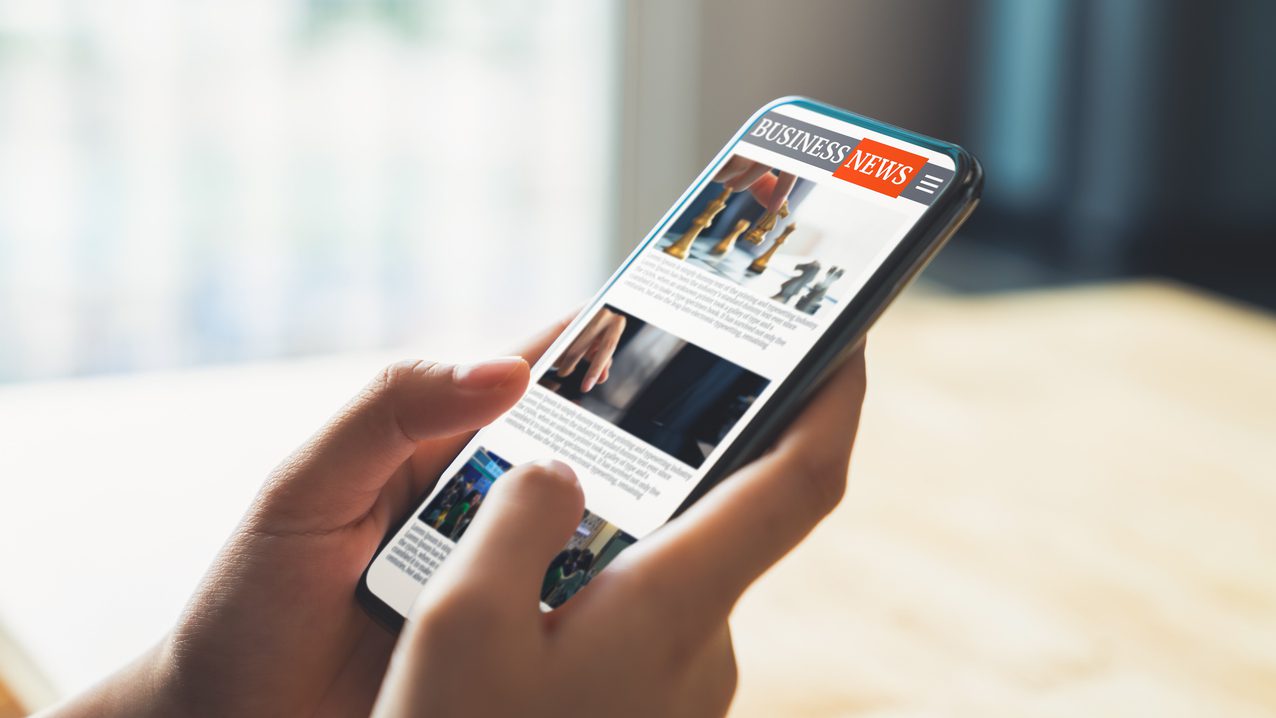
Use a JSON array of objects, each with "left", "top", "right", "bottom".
[{"left": 540, "top": 305, "right": 769, "bottom": 468}]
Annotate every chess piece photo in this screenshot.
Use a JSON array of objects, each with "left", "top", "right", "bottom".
[
  {"left": 665, "top": 185, "right": 733, "bottom": 259},
  {"left": 772, "top": 259, "right": 821, "bottom": 303},
  {"left": 711, "top": 219, "right": 750, "bottom": 255},
  {"left": 742, "top": 200, "right": 789, "bottom": 245},
  {"left": 747, "top": 222, "right": 797, "bottom": 274},
  {"left": 795, "top": 266, "right": 846, "bottom": 314}
]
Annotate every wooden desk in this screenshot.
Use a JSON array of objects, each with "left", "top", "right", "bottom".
[
  {"left": 2, "top": 281, "right": 1273, "bottom": 715},
  {"left": 729, "top": 282, "right": 1276, "bottom": 717}
]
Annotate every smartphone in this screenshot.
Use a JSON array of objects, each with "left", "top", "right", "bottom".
[{"left": 358, "top": 96, "right": 982, "bottom": 626}]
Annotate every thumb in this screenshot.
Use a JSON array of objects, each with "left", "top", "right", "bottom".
[
  {"left": 253, "top": 357, "right": 530, "bottom": 532},
  {"left": 426, "top": 460, "right": 584, "bottom": 614}
]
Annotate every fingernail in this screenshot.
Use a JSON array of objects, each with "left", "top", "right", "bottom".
[
  {"left": 534, "top": 459, "right": 577, "bottom": 483},
  {"left": 580, "top": 377, "right": 596, "bottom": 392},
  {"left": 453, "top": 356, "right": 524, "bottom": 389}
]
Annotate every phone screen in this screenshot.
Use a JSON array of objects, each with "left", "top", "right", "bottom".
[{"left": 365, "top": 101, "right": 961, "bottom": 614}]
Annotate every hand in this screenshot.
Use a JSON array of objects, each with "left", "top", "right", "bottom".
[
  {"left": 372, "top": 348, "right": 867, "bottom": 717},
  {"left": 550, "top": 307, "right": 627, "bottom": 393},
  {"left": 713, "top": 157, "right": 797, "bottom": 213},
  {"left": 49, "top": 319, "right": 572, "bottom": 718}
]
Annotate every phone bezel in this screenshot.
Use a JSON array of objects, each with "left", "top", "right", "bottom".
[{"left": 357, "top": 96, "right": 983, "bottom": 631}]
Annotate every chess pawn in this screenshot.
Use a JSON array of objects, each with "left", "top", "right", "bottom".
[
  {"left": 710, "top": 219, "right": 750, "bottom": 255},
  {"left": 796, "top": 266, "right": 844, "bottom": 314},
  {"left": 665, "top": 185, "right": 733, "bottom": 259},
  {"left": 772, "top": 259, "right": 821, "bottom": 303},
  {"left": 747, "top": 223, "right": 797, "bottom": 274}
]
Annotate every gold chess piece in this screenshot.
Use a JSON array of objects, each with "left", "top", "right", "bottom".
[
  {"left": 665, "top": 185, "right": 733, "bottom": 259},
  {"left": 747, "top": 222, "right": 797, "bottom": 274},
  {"left": 742, "top": 211, "right": 777, "bottom": 245},
  {"left": 710, "top": 219, "right": 750, "bottom": 255},
  {"left": 742, "top": 203, "right": 787, "bottom": 245}
]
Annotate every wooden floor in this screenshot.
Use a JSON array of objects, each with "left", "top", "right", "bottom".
[{"left": 729, "top": 282, "right": 1276, "bottom": 716}]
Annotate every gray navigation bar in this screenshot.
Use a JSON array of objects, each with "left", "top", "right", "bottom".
[
  {"left": 741, "top": 111, "right": 857, "bottom": 173},
  {"left": 741, "top": 111, "right": 950, "bottom": 206},
  {"left": 898, "top": 165, "right": 955, "bottom": 204}
]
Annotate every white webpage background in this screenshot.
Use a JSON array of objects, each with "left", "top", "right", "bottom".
[{"left": 368, "top": 107, "right": 943, "bottom": 616}]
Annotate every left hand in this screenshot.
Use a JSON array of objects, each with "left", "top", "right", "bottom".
[{"left": 48, "top": 320, "right": 569, "bottom": 718}]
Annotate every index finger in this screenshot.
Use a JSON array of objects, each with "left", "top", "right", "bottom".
[
  {"left": 765, "top": 172, "right": 797, "bottom": 213},
  {"left": 725, "top": 162, "right": 773, "bottom": 195},
  {"left": 712, "top": 155, "right": 753, "bottom": 183},
  {"left": 623, "top": 348, "right": 866, "bottom": 628}
]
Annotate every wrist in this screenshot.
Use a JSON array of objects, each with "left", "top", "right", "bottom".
[{"left": 41, "top": 643, "right": 178, "bottom": 718}]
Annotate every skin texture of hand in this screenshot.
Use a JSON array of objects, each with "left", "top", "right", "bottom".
[
  {"left": 713, "top": 157, "right": 797, "bottom": 212},
  {"left": 48, "top": 320, "right": 570, "bottom": 718},
  {"left": 372, "top": 348, "right": 867, "bottom": 718},
  {"left": 47, "top": 319, "right": 867, "bottom": 718},
  {"left": 551, "top": 307, "right": 626, "bottom": 393}
]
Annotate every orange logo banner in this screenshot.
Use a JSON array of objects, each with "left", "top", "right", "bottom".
[{"left": 833, "top": 138, "right": 927, "bottom": 198}]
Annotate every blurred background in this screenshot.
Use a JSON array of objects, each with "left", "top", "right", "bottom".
[
  {"left": 2, "top": 0, "right": 1272, "bottom": 384},
  {"left": 2, "top": 1, "right": 1274, "bottom": 716},
  {"left": 0, "top": 0, "right": 614, "bottom": 382}
]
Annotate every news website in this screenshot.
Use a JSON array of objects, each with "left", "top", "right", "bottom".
[{"left": 367, "top": 103, "right": 957, "bottom": 613}]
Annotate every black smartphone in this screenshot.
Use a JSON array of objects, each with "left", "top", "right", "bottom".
[{"left": 359, "top": 96, "right": 981, "bottom": 627}]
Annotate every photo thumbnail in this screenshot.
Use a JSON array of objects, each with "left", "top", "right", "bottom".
[
  {"left": 416, "top": 445, "right": 636, "bottom": 610},
  {"left": 418, "top": 446, "right": 511, "bottom": 543},
  {"left": 539, "top": 305, "right": 768, "bottom": 468},
  {"left": 541, "top": 509, "right": 637, "bottom": 609},
  {"left": 655, "top": 153, "right": 902, "bottom": 315}
]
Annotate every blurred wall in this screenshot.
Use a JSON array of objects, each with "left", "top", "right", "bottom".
[
  {"left": 967, "top": 0, "right": 1276, "bottom": 304},
  {"left": 694, "top": 0, "right": 974, "bottom": 157},
  {"left": 617, "top": 0, "right": 1276, "bottom": 307},
  {"left": 616, "top": 0, "right": 975, "bottom": 265}
]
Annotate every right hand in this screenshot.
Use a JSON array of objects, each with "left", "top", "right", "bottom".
[{"left": 373, "top": 348, "right": 867, "bottom": 717}]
